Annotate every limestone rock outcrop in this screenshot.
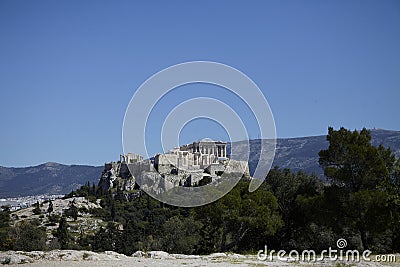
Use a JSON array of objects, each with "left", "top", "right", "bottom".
[
  {"left": 98, "top": 156, "right": 250, "bottom": 199},
  {"left": 98, "top": 140, "right": 251, "bottom": 198}
]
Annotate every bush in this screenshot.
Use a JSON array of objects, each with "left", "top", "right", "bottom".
[
  {"left": 86, "top": 195, "right": 97, "bottom": 204},
  {"left": 12, "top": 220, "right": 46, "bottom": 251},
  {"left": 48, "top": 214, "right": 60, "bottom": 223},
  {"left": 2, "top": 257, "right": 11, "bottom": 264},
  {"left": 64, "top": 202, "right": 79, "bottom": 221},
  {"left": 78, "top": 207, "right": 89, "bottom": 214}
]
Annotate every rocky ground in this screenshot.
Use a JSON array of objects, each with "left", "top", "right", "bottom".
[
  {"left": 10, "top": 197, "right": 107, "bottom": 241},
  {"left": 0, "top": 250, "right": 399, "bottom": 267},
  {"left": 12, "top": 197, "right": 101, "bottom": 222}
]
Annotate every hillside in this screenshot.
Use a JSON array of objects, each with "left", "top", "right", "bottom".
[
  {"left": 1, "top": 129, "right": 399, "bottom": 198},
  {"left": 0, "top": 163, "right": 103, "bottom": 198},
  {"left": 233, "top": 129, "right": 400, "bottom": 177}
]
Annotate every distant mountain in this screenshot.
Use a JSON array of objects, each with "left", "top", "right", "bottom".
[
  {"left": 1, "top": 129, "right": 399, "bottom": 198},
  {"left": 0, "top": 163, "right": 103, "bottom": 198},
  {"left": 234, "top": 129, "right": 400, "bottom": 178}
]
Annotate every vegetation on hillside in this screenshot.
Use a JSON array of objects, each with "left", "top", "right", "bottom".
[{"left": 0, "top": 127, "right": 399, "bottom": 254}]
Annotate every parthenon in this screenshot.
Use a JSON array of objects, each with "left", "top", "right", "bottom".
[
  {"left": 154, "top": 139, "right": 228, "bottom": 171},
  {"left": 100, "top": 139, "right": 249, "bottom": 193}
]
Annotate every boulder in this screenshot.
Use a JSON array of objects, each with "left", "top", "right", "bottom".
[
  {"left": 148, "top": 251, "right": 175, "bottom": 259},
  {"left": 0, "top": 253, "right": 34, "bottom": 265},
  {"left": 171, "top": 254, "right": 201, "bottom": 259},
  {"left": 132, "top": 251, "right": 145, "bottom": 257},
  {"left": 208, "top": 252, "right": 228, "bottom": 258},
  {"left": 228, "top": 253, "right": 246, "bottom": 259}
]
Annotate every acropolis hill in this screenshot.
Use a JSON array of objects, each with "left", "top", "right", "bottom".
[{"left": 98, "top": 139, "right": 250, "bottom": 197}]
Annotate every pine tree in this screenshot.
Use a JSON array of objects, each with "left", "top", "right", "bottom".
[
  {"left": 47, "top": 200, "right": 54, "bottom": 216},
  {"left": 32, "top": 201, "right": 41, "bottom": 215},
  {"left": 318, "top": 127, "right": 396, "bottom": 250},
  {"left": 56, "top": 216, "right": 70, "bottom": 249},
  {"left": 65, "top": 201, "right": 79, "bottom": 221}
]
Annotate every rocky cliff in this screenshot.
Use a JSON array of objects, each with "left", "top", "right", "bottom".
[{"left": 97, "top": 158, "right": 250, "bottom": 197}]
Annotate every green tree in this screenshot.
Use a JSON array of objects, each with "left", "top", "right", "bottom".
[
  {"left": 0, "top": 209, "right": 11, "bottom": 251},
  {"left": 55, "top": 216, "right": 70, "bottom": 249},
  {"left": 77, "top": 229, "right": 94, "bottom": 250},
  {"left": 47, "top": 200, "right": 54, "bottom": 216},
  {"left": 161, "top": 214, "right": 201, "bottom": 254},
  {"left": 195, "top": 181, "right": 282, "bottom": 253},
  {"left": 390, "top": 158, "right": 400, "bottom": 251},
  {"left": 92, "top": 222, "right": 121, "bottom": 252},
  {"left": 319, "top": 127, "right": 394, "bottom": 192},
  {"left": 265, "top": 167, "right": 327, "bottom": 251},
  {"left": 13, "top": 220, "right": 46, "bottom": 251},
  {"left": 65, "top": 201, "right": 79, "bottom": 221},
  {"left": 117, "top": 221, "right": 138, "bottom": 255},
  {"left": 1, "top": 206, "right": 10, "bottom": 214},
  {"left": 32, "top": 201, "right": 41, "bottom": 215},
  {"left": 0, "top": 209, "right": 10, "bottom": 228},
  {"left": 318, "top": 127, "right": 396, "bottom": 250}
]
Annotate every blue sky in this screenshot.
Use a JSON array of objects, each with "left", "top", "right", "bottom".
[{"left": 0, "top": 0, "right": 399, "bottom": 167}]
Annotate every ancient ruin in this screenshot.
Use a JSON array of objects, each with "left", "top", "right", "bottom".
[
  {"left": 154, "top": 139, "right": 228, "bottom": 172},
  {"left": 98, "top": 140, "right": 250, "bottom": 197}
]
